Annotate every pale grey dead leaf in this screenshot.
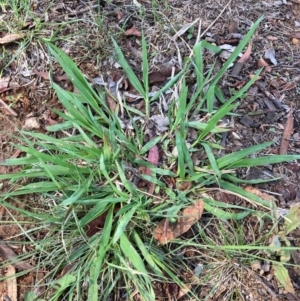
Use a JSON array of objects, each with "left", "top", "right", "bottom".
[
  {"left": 219, "top": 50, "right": 233, "bottom": 60},
  {"left": 264, "top": 48, "right": 277, "bottom": 65},
  {"left": 22, "top": 117, "right": 41, "bottom": 130},
  {"left": 132, "top": 0, "right": 142, "bottom": 7},
  {"left": 219, "top": 44, "right": 236, "bottom": 51},
  {"left": 150, "top": 115, "right": 169, "bottom": 132},
  {"left": 193, "top": 263, "right": 204, "bottom": 277},
  {"left": 173, "top": 18, "right": 200, "bottom": 39}
]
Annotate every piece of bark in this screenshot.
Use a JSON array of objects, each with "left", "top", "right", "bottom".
[
  {"left": 256, "top": 82, "right": 283, "bottom": 109},
  {"left": 280, "top": 103, "right": 294, "bottom": 155}
]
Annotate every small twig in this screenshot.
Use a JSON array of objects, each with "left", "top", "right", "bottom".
[
  {"left": 0, "top": 98, "right": 18, "bottom": 116},
  {"left": 199, "top": 0, "right": 232, "bottom": 38}
]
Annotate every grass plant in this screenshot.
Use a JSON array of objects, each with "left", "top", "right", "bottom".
[{"left": 1, "top": 15, "right": 299, "bottom": 300}]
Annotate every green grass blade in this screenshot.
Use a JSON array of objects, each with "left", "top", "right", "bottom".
[
  {"left": 113, "top": 204, "right": 139, "bottom": 244},
  {"left": 111, "top": 37, "right": 145, "bottom": 97},
  {"left": 219, "top": 180, "right": 273, "bottom": 208},
  {"left": 204, "top": 202, "right": 250, "bottom": 220},
  {"left": 217, "top": 141, "right": 274, "bottom": 169},
  {"left": 88, "top": 206, "right": 114, "bottom": 301},
  {"left": 229, "top": 155, "right": 300, "bottom": 168},
  {"left": 202, "top": 143, "right": 221, "bottom": 178}
]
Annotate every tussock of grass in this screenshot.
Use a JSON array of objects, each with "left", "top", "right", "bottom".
[{"left": 1, "top": 15, "right": 300, "bottom": 301}]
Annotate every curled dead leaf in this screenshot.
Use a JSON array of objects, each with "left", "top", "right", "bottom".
[
  {"left": 144, "top": 131, "right": 159, "bottom": 195},
  {"left": 231, "top": 43, "right": 252, "bottom": 76},
  {"left": 124, "top": 26, "right": 141, "bottom": 37},
  {"left": 0, "top": 241, "right": 35, "bottom": 271},
  {"left": 280, "top": 103, "right": 294, "bottom": 155},
  {"left": 148, "top": 71, "right": 166, "bottom": 84},
  {"left": 249, "top": 74, "right": 262, "bottom": 81},
  {"left": 238, "top": 43, "right": 252, "bottom": 63},
  {"left": 244, "top": 186, "right": 275, "bottom": 202},
  {"left": 0, "top": 33, "right": 26, "bottom": 44},
  {"left": 153, "top": 199, "right": 204, "bottom": 244},
  {"left": 257, "top": 58, "right": 269, "bottom": 68},
  {"left": 5, "top": 265, "right": 17, "bottom": 301}
]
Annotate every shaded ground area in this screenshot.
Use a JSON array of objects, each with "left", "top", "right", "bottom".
[{"left": 1, "top": 0, "right": 300, "bottom": 300}]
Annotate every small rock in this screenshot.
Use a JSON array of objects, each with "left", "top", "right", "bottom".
[{"left": 292, "top": 38, "right": 299, "bottom": 45}]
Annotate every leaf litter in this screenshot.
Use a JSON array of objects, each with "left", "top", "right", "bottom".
[{"left": 3, "top": 0, "right": 299, "bottom": 300}]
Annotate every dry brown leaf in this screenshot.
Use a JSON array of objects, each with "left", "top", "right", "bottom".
[
  {"left": 177, "top": 181, "right": 192, "bottom": 191},
  {"left": 249, "top": 74, "right": 262, "bottom": 81},
  {"left": 5, "top": 265, "right": 17, "bottom": 301},
  {"left": 244, "top": 186, "right": 275, "bottom": 202},
  {"left": 126, "top": 39, "right": 142, "bottom": 59},
  {"left": 144, "top": 131, "right": 159, "bottom": 195},
  {"left": 0, "top": 33, "right": 26, "bottom": 44},
  {"left": 124, "top": 26, "right": 141, "bottom": 37},
  {"left": 177, "top": 284, "right": 191, "bottom": 300},
  {"left": 238, "top": 43, "right": 252, "bottom": 63},
  {"left": 0, "top": 241, "right": 35, "bottom": 271},
  {"left": 33, "top": 68, "right": 68, "bottom": 82},
  {"left": 106, "top": 94, "right": 117, "bottom": 112},
  {"left": 148, "top": 71, "right": 166, "bottom": 84},
  {"left": 0, "top": 77, "right": 10, "bottom": 90},
  {"left": 228, "top": 20, "right": 238, "bottom": 33},
  {"left": 86, "top": 210, "right": 109, "bottom": 237},
  {"left": 265, "top": 66, "right": 272, "bottom": 73},
  {"left": 280, "top": 103, "right": 294, "bottom": 154},
  {"left": 266, "top": 36, "right": 278, "bottom": 41},
  {"left": 116, "top": 10, "right": 123, "bottom": 20},
  {"left": 154, "top": 199, "right": 204, "bottom": 244},
  {"left": 257, "top": 58, "right": 269, "bottom": 68},
  {"left": 231, "top": 43, "right": 252, "bottom": 76}
]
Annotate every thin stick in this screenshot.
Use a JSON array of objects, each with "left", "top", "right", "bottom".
[
  {"left": 200, "top": 0, "right": 232, "bottom": 39},
  {"left": 0, "top": 98, "right": 18, "bottom": 116}
]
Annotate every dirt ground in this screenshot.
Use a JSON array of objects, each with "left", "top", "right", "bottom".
[{"left": 1, "top": 0, "right": 300, "bottom": 300}]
